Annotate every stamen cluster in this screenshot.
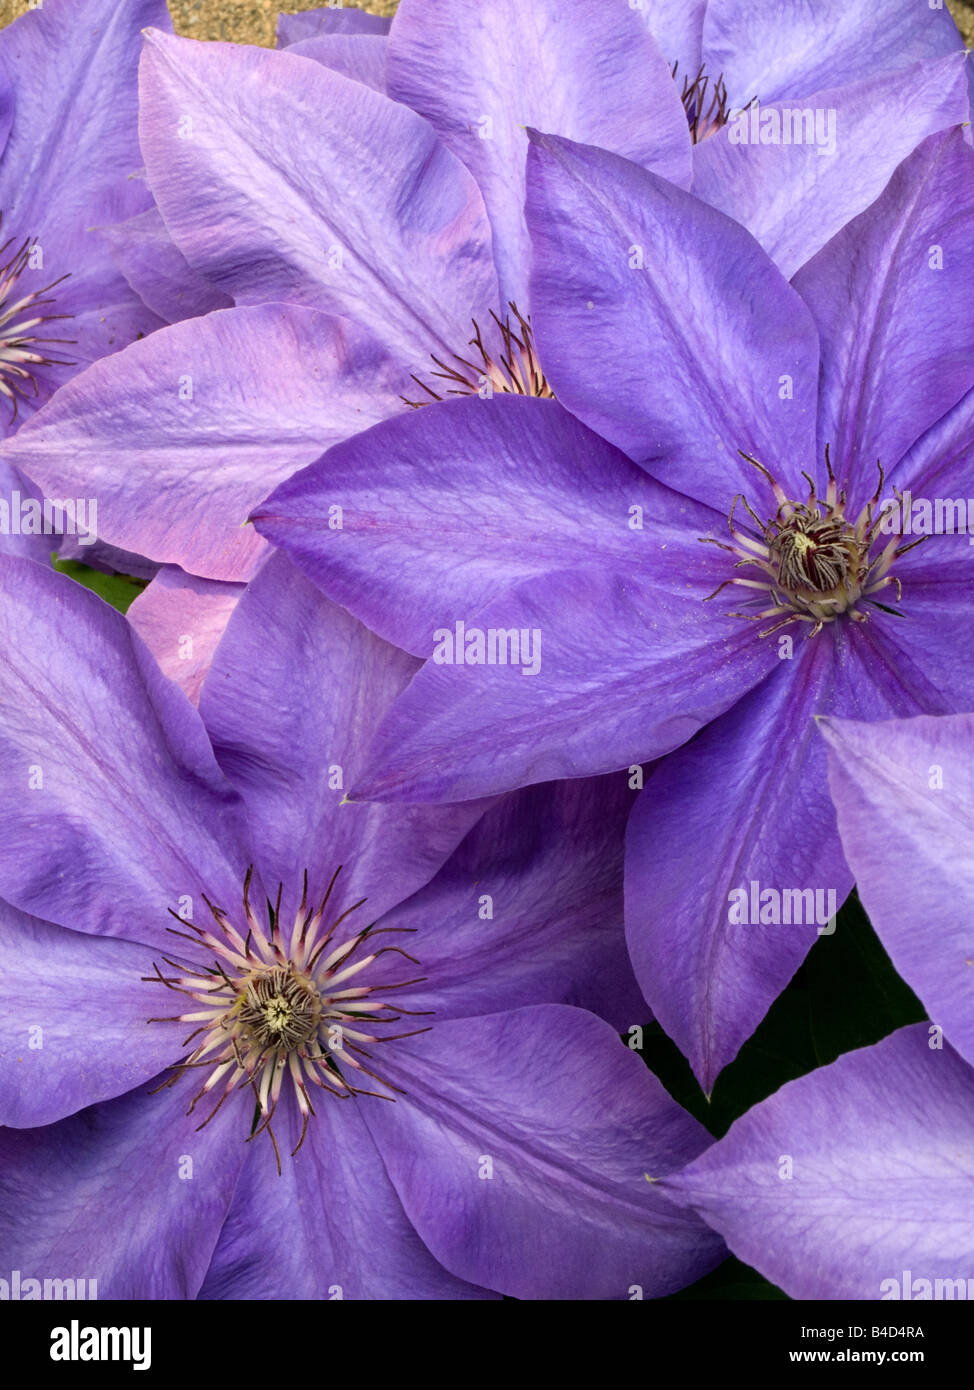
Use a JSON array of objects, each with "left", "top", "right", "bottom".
[
  {"left": 146, "top": 866, "right": 429, "bottom": 1168},
  {"left": 405, "top": 301, "right": 553, "bottom": 407},
  {"left": 0, "top": 225, "right": 72, "bottom": 418},
  {"left": 704, "top": 449, "right": 922, "bottom": 638}
]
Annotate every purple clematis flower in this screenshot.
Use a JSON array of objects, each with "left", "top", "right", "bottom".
[
  {"left": 0, "top": 552, "right": 721, "bottom": 1299},
  {"left": 0, "top": 0, "right": 168, "bottom": 431},
  {"left": 253, "top": 125, "right": 974, "bottom": 1091},
  {"left": 660, "top": 712, "right": 974, "bottom": 1300},
  {"left": 6, "top": 0, "right": 965, "bottom": 584}
]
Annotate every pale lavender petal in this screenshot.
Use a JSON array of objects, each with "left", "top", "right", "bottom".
[
  {"left": 100, "top": 205, "right": 233, "bottom": 324},
  {"left": 127, "top": 565, "right": 244, "bottom": 707},
  {"left": 636, "top": 0, "right": 704, "bottom": 78},
  {"left": 277, "top": 6, "right": 391, "bottom": 44},
  {"left": 664, "top": 1026, "right": 974, "bottom": 1300},
  {"left": 821, "top": 712, "right": 974, "bottom": 1069},
  {"left": 692, "top": 55, "right": 971, "bottom": 280},
  {"left": 366, "top": 1006, "right": 724, "bottom": 1299},
  {"left": 387, "top": 0, "right": 691, "bottom": 305},
  {"left": 287, "top": 33, "right": 387, "bottom": 92},
  {"left": 139, "top": 32, "right": 498, "bottom": 367},
  {"left": 4, "top": 304, "right": 403, "bottom": 581},
  {"left": 525, "top": 132, "right": 819, "bottom": 511},
  {"left": 703, "top": 0, "right": 964, "bottom": 108}
]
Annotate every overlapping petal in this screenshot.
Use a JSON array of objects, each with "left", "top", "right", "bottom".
[
  {"left": 821, "top": 713, "right": 974, "bottom": 1068},
  {"left": 199, "top": 553, "right": 490, "bottom": 918},
  {"left": 139, "top": 31, "right": 498, "bottom": 367},
  {"left": 4, "top": 304, "right": 403, "bottom": 581},
  {"left": 378, "top": 774, "right": 644, "bottom": 1029},
  {"left": 691, "top": 55, "right": 971, "bottom": 279},
  {"left": 386, "top": 0, "right": 691, "bottom": 306},
  {"left": 0, "top": 905, "right": 181, "bottom": 1127},
  {"left": 199, "top": 1091, "right": 496, "bottom": 1300},
  {"left": 348, "top": 563, "right": 777, "bottom": 803},
  {"left": 366, "top": 1006, "right": 724, "bottom": 1299},
  {"left": 703, "top": 0, "right": 964, "bottom": 107},
  {"left": 663, "top": 1026, "right": 974, "bottom": 1300},
  {"left": 525, "top": 132, "right": 819, "bottom": 509},
  {"left": 127, "top": 566, "right": 244, "bottom": 707},
  {"left": 0, "top": 1075, "right": 246, "bottom": 1299},
  {"left": 254, "top": 395, "right": 726, "bottom": 657},
  {"left": 0, "top": 556, "right": 245, "bottom": 951},
  {"left": 792, "top": 126, "right": 974, "bottom": 510}
]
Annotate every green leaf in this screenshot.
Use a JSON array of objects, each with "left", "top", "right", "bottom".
[{"left": 52, "top": 555, "right": 148, "bottom": 614}]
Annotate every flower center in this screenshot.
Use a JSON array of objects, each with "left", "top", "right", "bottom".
[
  {"left": 703, "top": 449, "right": 922, "bottom": 638},
  {"left": 146, "top": 866, "right": 429, "bottom": 1168},
  {"left": 404, "top": 301, "right": 553, "bottom": 408},
  {"left": 672, "top": 62, "right": 731, "bottom": 144},
  {"left": 0, "top": 224, "right": 73, "bottom": 419}
]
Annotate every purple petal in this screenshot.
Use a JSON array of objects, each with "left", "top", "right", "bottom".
[
  {"left": 0, "top": 0, "right": 172, "bottom": 385},
  {"left": 366, "top": 1005, "right": 724, "bottom": 1299},
  {"left": 664, "top": 1025, "right": 974, "bottom": 1300},
  {"left": 627, "top": 612, "right": 943, "bottom": 1089},
  {"left": 199, "top": 553, "right": 489, "bottom": 919},
  {"left": 387, "top": 0, "right": 691, "bottom": 306},
  {"left": 100, "top": 205, "right": 233, "bottom": 324},
  {"left": 127, "top": 566, "right": 244, "bottom": 707},
  {"left": 703, "top": 0, "right": 964, "bottom": 107},
  {"left": 287, "top": 34, "right": 387, "bottom": 92},
  {"left": 0, "top": 556, "right": 245, "bottom": 952},
  {"left": 199, "top": 1090, "right": 496, "bottom": 1299},
  {"left": 792, "top": 127, "right": 974, "bottom": 510},
  {"left": 821, "top": 712, "right": 974, "bottom": 1069},
  {"left": 0, "top": 1075, "right": 245, "bottom": 1299},
  {"left": 525, "top": 132, "right": 819, "bottom": 511},
  {"left": 865, "top": 541, "right": 974, "bottom": 713},
  {"left": 139, "top": 31, "right": 498, "bottom": 367},
  {"left": 277, "top": 6, "right": 391, "bottom": 43},
  {"left": 636, "top": 0, "right": 704, "bottom": 80},
  {"left": 895, "top": 383, "right": 974, "bottom": 497},
  {"left": 0, "top": 456, "right": 50, "bottom": 562},
  {"left": 4, "top": 304, "right": 403, "bottom": 581},
  {"left": 692, "top": 55, "right": 971, "bottom": 280},
  {"left": 377, "top": 774, "right": 645, "bottom": 1029},
  {"left": 349, "top": 563, "right": 776, "bottom": 803},
  {"left": 254, "top": 394, "right": 727, "bottom": 658},
  {"left": 0, "top": 905, "right": 180, "bottom": 1127}
]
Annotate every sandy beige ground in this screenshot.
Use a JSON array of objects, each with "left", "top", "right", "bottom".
[{"left": 0, "top": 1, "right": 397, "bottom": 43}]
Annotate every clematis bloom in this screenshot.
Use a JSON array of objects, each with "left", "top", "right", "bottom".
[
  {"left": 0, "top": 553, "right": 721, "bottom": 1299},
  {"left": 254, "top": 126, "right": 974, "bottom": 1090}
]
